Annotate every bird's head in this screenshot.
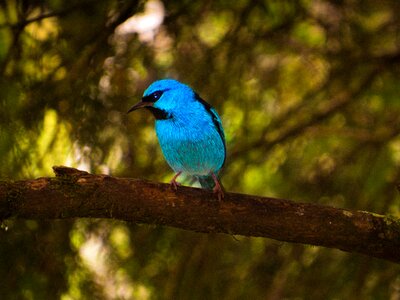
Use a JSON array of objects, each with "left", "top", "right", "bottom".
[{"left": 127, "top": 79, "right": 195, "bottom": 119}]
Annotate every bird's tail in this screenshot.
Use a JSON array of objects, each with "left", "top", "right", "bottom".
[
  {"left": 198, "top": 176, "right": 215, "bottom": 190},
  {"left": 197, "top": 175, "right": 224, "bottom": 191}
]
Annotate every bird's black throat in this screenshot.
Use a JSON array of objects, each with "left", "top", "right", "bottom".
[{"left": 145, "top": 106, "right": 172, "bottom": 120}]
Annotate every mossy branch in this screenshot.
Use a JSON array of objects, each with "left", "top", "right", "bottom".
[{"left": 0, "top": 166, "right": 399, "bottom": 263}]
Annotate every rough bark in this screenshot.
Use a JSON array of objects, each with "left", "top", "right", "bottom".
[{"left": 0, "top": 166, "right": 399, "bottom": 263}]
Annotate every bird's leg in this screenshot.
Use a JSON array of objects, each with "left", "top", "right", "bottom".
[
  {"left": 170, "top": 171, "right": 182, "bottom": 190},
  {"left": 211, "top": 173, "right": 224, "bottom": 201}
]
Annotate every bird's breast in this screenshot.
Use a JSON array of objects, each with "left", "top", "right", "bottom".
[{"left": 154, "top": 118, "right": 225, "bottom": 175}]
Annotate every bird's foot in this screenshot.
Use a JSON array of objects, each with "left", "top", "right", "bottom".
[
  {"left": 211, "top": 173, "right": 224, "bottom": 201},
  {"left": 170, "top": 180, "right": 181, "bottom": 190},
  {"left": 213, "top": 184, "right": 224, "bottom": 201},
  {"left": 170, "top": 171, "right": 182, "bottom": 190}
]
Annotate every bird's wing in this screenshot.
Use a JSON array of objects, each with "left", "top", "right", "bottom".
[
  {"left": 209, "top": 107, "right": 225, "bottom": 145},
  {"left": 195, "top": 94, "right": 226, "bottom": 168}
]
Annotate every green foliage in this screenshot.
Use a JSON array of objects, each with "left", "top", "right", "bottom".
[{"left": 0, "top": 0, "right": 399, "bottom": 299}]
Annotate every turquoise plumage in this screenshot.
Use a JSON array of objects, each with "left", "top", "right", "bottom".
[{"left": 128, "top": 79, "right": 226, "bottom": 199}]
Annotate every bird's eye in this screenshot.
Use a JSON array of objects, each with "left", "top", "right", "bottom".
[
  {"left": 142, "top": 90, "right": 164, "bottom": 103},
  {"left": 151, "top": 91, "right": 163, "bottom": 101}
]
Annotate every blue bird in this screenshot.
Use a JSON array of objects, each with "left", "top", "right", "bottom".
[{"left": 128, "top": 79, "right": 226, "bottom": 200}]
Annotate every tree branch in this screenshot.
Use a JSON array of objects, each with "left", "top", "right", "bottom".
[{"left": 0, "top": 166, "right": 399, "bottom": 263}]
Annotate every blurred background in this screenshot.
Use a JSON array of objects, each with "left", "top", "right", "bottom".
[{"left": 0, "top": 0, "right": 400, "bottom": 299}]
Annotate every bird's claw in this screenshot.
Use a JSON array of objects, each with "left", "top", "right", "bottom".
[
  {"left": 170, "top": 179, "right": 181, "bottom": 190},
  {"left": 211, "top": 173, "right": 224, "bottom": 201},
  {"left": 213, "top": 185, "right": 224, "bottom": 201},
  {"left": 170, "top": 171, "right": 182, "bottom": 191}
]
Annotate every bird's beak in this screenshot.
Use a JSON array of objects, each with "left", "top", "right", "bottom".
[{"left": 127, "top": 100, "right": 153, "bottom": 114}]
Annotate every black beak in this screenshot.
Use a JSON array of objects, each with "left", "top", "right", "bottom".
[{"left": 127, "top": 101, "right": 154, "bottom": 114}]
